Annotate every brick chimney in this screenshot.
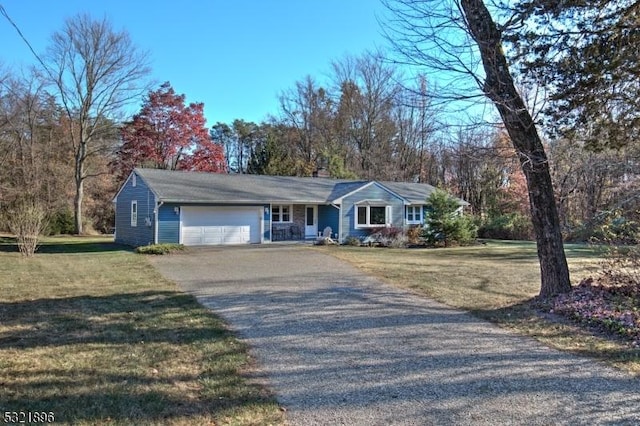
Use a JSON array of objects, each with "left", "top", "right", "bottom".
[{"left": 313, "top": 157, "right": 330, "bottom": 177}]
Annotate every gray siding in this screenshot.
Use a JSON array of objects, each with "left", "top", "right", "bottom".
[
  {"left": 340, "top": 183, "right": 404, "bottom": 242},
  {"left": 158, "top": 203, "right": 180, "bottom": 244},
  {"left": 115, "top": 172, "right": 156, "bottom": 247}
]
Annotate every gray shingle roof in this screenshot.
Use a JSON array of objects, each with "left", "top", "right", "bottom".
[
  {"left": 133, "top": 168, "right": 466, "bottom": 205},
  {"left": 380, "top": 181, "right": 439, "bottom": 204}
]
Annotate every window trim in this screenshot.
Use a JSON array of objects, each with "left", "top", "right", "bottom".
[
  {"left": 132, "top": 174, "right": 137, "bottom": 187},
  {"left": 271, "top": 204, "right": 293, "bottom": 223},
  {"left": 131, "top": 200, "right": 138, "bottom": 227},
  {"left": 406, "top": 205, "right": 423, "bottom": 224},
  {"left": 355, "top": 204, "right": 391, "bottom": 228}
]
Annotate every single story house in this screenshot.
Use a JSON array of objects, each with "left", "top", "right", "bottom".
[{"left": 113, "top": 168, "right": 467, "bottom": 247}]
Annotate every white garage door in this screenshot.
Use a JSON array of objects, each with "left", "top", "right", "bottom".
[{"left": 181, "top": 206, "right": 261, "bottom": 245}]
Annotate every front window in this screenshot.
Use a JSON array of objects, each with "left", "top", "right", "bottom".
[
  {"left": 272, "top": 205, "right": 292, "bottom": 223},
  {"left": 131, "top": 200, "right": 138, "bottom": 227},
  {"left": 357, "top": 206, "right": 367, "bottom": 225},
  {"left": 356, "top": 205, "right": 390, "bottom": 227},
  {"left": 407, "top": 206, "right": 422, "bottom": 224},
  {"left": 370, "top": 206, "right": 386, "bottom": 225}
]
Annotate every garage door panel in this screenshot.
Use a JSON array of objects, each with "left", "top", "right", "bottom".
[
  {"left": 221, "top": 226, "right": 250, "bottom": 243},
  {"left": 181, "top": 207, "right": 260, "bottom": 245},
  {"left": 203, "top": 227, "right": 224, "bottom": 245},
  {"left": 183, "top": 228, "right": 204, "bottom": 246}
]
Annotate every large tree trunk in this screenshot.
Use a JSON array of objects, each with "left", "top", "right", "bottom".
[
  {"left": 74, "top": 143, "right": 85, "bottom": 235},
  {"left": 74, "top": 178, "right": 83, "bottom": 235},
  {"left": 460, "top": 0, "right": 571, "bottom": 297}
]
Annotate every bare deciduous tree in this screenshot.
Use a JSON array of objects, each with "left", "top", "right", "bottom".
[
  {"left": 392, "top": 74, "right": 443, "bottom": 183},
  {"left": 44, "top": 14, "right": 150, "bottom": 234},
  {"left": 278, "top": 76, "right": 334, "bottom": 171},
  {"left": 332, "top": 52, "right": 400, "bottom": 180}
]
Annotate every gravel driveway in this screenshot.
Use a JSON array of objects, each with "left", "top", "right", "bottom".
[{"left": 150, "top": 245, "right": 640, "bottom": 425}]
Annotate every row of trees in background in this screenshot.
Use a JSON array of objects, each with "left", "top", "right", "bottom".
[
  {"left": 211, "top": 53, "right": 441, "bottom": 182},
  {"left": 0, "top": 71, "right": 115, "bottom": 238}
]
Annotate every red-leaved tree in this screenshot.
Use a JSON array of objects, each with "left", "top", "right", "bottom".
[{"left": 112, "top": 82, "right": 226, "bottom": 180}]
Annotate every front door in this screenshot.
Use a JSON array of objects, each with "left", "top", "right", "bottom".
[{"left": 305, "top": 205, "right": 318, "bottom": 238}]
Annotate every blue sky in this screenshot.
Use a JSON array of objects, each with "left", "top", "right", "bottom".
[{"left": 0, "top": 0, "right": 389, "bottom": 126}]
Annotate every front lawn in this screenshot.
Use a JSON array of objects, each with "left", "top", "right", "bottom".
[
  {"left": 318, "top": 240, "right": 640, "bottom": 374},
  {"left": 0, "top": 236, "right": 284, "bottom": 425}
]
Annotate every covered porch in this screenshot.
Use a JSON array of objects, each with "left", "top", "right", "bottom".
[{"left": 270, "top": 204, "right": 339, "bottom": 241}]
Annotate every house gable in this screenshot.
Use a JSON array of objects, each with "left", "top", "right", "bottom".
[
  {"left": 339, "top": 182, "right": 406, "bottom": 242},
  {"left": 113, "top": 170, "right": 159, "bottom": 204},
  {"left": 332, "top": 181, "right": 408, "bottom": 205},
  {"left": 114, "top": 170, "right": 156, "bottom": 247}
]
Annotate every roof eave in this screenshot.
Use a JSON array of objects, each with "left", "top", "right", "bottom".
[
  {"left": 113, "top": 169, "right": 160, "bottom": 203},
  {"left": 157, "top": 199, "right": 332, "bottom": 205},
  {"left": 332, "top": 181, "right": 409, "bottom": 204}
]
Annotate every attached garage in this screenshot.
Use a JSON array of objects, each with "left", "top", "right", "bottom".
[{"left": 180, "top": 206, "right": 262, "bottom": 245}]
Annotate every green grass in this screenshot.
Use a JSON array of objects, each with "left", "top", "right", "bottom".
[
  {"left": 317, "top": 240, "right": 640, "bottom": 375},
  {"left": 0, "top": 236, "right": 284, "bottom": 425}
]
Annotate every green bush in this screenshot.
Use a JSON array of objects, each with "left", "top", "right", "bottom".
[
  {"left": 452, "top": 215, "right": 478, "bottom": 245},
  {"left": 45, "top": 209, "right": 75, "bottom": 235},
  {"left": 422, "top": 214, "right": 477, "bottom": 247},
  {"left": 422, "top": 190, "right": 477, "bottom": 247},
  {"left": 135, "top": 243, "right": 185, "bottom": 255},
  {"left": 479, "top": 213, "right": 534, "bottom": 240},
  {"left": 590, "top": 211, "right": 639, "bottom": 245}
]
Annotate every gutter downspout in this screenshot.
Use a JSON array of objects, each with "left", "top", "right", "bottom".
[{"left": 154, "top": 201, "right": 164, "bottom": 244}]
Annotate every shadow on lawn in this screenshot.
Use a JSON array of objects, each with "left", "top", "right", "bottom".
[
  {"left": 0, "top": 291, "right": 222, "bottom": 348},
  {"left": 0, "top": 291, "right": 278, "bottom": 423},
  {"left": 0, "top": 236, "right": 131, "bottom": 254}
]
